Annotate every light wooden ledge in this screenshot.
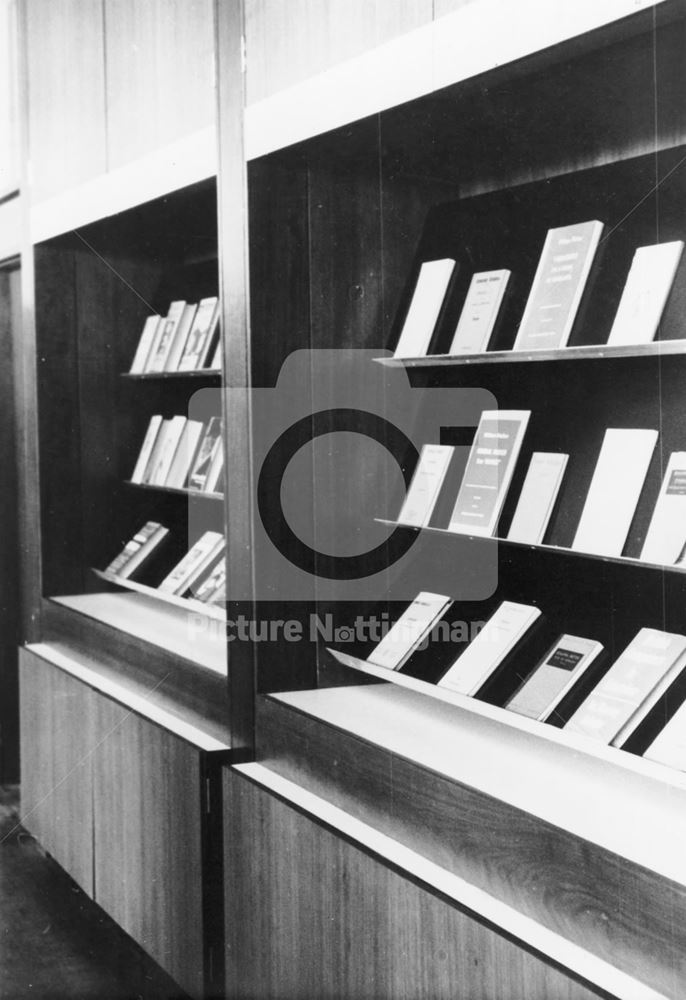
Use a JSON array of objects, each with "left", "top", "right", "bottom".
[
  {"left": 233, "top": 761, "right": 669, "bottom": 1000},
  {"left": 245, "top": 0, "right": 669, "bottom": 161},
  {"left": 271, "top": 683, "right": 686, "bottom": 887},
  {"left": 26, "top": 641, "right": 230, "bottom": 753}
]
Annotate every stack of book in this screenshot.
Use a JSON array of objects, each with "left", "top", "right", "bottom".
[
  {"left": 129, "top": 296, "right": 221, "bottom": 374},
  {"left": 131, "top": 415, "right": 224, "bottom": 494}
]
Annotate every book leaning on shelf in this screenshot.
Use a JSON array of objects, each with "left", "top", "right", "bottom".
[
  {"left": 158, "top": 531, "right": 225, "bottom": 597},
  {"left": 188, "top": 417, "right": 223, "bottom": 491},
  {"left": 178, "top": 296, "right": 220, "bottom": 371},
  {"left": 564, "top": 627, "right": 686, "bottom": 747},
  {"left": 366, "top": 593, "right": 453, "bottom": 671},
  {"left": 103, "top": 521, "right": 169, "bottom": 579}
]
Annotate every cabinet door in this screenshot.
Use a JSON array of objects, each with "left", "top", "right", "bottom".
[
  {"left": 24, "top": 0, "right": 107, "bottom": 201},
  {"left": 224, "top": 768, "right": 600, "bottom": 1000},
  {"left": 93, "top": 696, "right": 205, "bottom": 1000},
  {"left": 103, "top": 0, "right": 215, "bottom": 169},
  {"left": 19, "top": 649, "right": 94, "bottom": 895}
]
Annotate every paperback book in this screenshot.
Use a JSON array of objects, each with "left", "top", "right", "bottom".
[
  {"left": 393, "top": 258, "right": 456, "bottom": 359},
  {"left": 396, "top": 444, "right": 454, "bottom": 528},
  {"left": 505, "top": 634, "right": 604, "bottom": 722},
  {"left": 367, "top": 592, "right": 452, "bottom": 671},
  {"left": 104, "top": 521, "right": 169, "bottom": 579},
  {"left": 448, "top": 269, "right": 510, "bottom": 355}
]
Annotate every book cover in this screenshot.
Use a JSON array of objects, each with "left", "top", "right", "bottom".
[
  {"left": 129, "top": 315, "right": 161, "bottom": 374},
  {"left": 393, "top": 258, "right": 456, "bottom": 359},
  {"left": 448, "top": 410, "right": 531, "bottom": 537},
  {"left": 572, "top": 427, "right": 658, "bottom": 557},
  {"left": 505, "top": 634, "right": 604, "bottom": 721},
  {"left": 396, "top": 444, "right": 454, "bottom": 528},
  {"left": 104, "top": 521, "right": 169, "bottom": 579},
  {"left": 146, "top": 300, "right": 187, "bottom": 373},
  {"left": 437, "top": 601, "right": 541, "bottom": 697},
  {"left": 507, "top": 452, "right": 568, "bottom": 545},
  {"left": 147, "top": 416, "right": 187, "bottom": 486},
  {"left": 165, "top": 419, "right": 205, "bottom": 490},
  {"left": 194, "top": 558, "right": 226, "bottom": 603},
  {"left": 565, "top": 627, "right": 686, "bottom": 746},
  {"left": 607, "top": 241, "right": 684, "bottom": 347},
  {"left": 178, "top": 296, "right": 220, "bottom": 372},
  {"left": 513, "top": 220, "right": 604, "bottom": 351},
  {"left": 209, "top": 336, "right": 222, "bottom": 370},
  {"left": 130, "top": 415, "right": 163, "bottom": 483},
  {"left": 204, "top": 441, "right": 224, "bottom": 494},
  {"left": 188, "top": 417, "right": 222, "bottom": 491},
  {"left": 643, "top": 697, "right": 686, "bottom": 771},
  {"left": 158, "top": 531, "right": 225, "bottom": 595},
  {"left": 140, "top": 418, "right": 171, "bottom": 485},
  {"left": 164, "top": 302, "right": 198, "bottom": 372},
  {"left": 641, "top": 452, "right": 686, "bottom": 565},
  {"left": 367, "top": 592, "right": 452, "bottom": 671},
  {"left": 448, "top": 269, "right": 510, "bottom": 355}
]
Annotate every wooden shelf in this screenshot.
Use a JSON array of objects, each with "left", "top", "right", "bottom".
[
  {"left": 123, "top": 480, "right": 224, "bottom": 501},
  {"left": 325, "top": 647, "right": 684, "bottom": 787},
  {"left": 375, "top": 518, "right": 686, "bottom": 576},
  {"left": 121, "top": 368, "right": 222, "bottom": 381},
  {"left": 92, "top": 568, "right": 226, "bottom": 623},
  {"left": 376, "top": 338, "right": 686, "bottom": 368}
]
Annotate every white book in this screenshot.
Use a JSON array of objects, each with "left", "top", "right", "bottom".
[
  {"left": 367, "top": 592, "right": 452, "bottom": 671},
  {"left": 140, "top": 418, "right": 171, "bottom": 484},
  {"left": 394, "top": 259, "right": 456, "bottom": 359},
  {"left": 505, "top": 634, "right": 604, "bottom": 722},
  {"left": 438, "top": 601, "right": 541, "bottom": 697},
  {"left": 105, "top": 521, "right": 169, "bottom": 579},
  {"left": 640, "top": 453, "right": 686, "bottom": 565},
  {"left": 186, "top": 539, "right": 227, "bottom": 598},
  {"left": 572, "top": 428, "right": 658, "bottom": 557},
  {"left": 159, "top": 531, "right": 225, "bottom": 595},
  {"left": 148, "top": 416, "right": 187, "bottom": 486},
  {"left": 448, "top": 269, "right": 510, "bottom": 355},
  {"left": 565, "top": 628, "right": 686, "bottom": 747},
  {"left": 644, "top": 699, "right": 686, "bottom": 771},
  {"left": 130, "top": 415, "right": 163, "bottom": 483},
  {"left": 164, "top": 302, "right": 198, "bottom": 372},
  {"left": 146, "top": 300, "right": 187, "bottom": 373},
  {"left": 165, "top": 419, "right": 205, "bottom": 490},
  {"left": 204, "top": 443, "right": 225, "bottom": 494},
  {"left": 507, "top": 452, "right": 568, "bottom": 545},
  {"left": 178, "top": 296, "right": 220, "bottom": 372},
  {"left": 129, "top": 316, "right": 161, "bottom": 374},
  {"left": 607, "top": 241, "right": 683, "bottom": 346},
  {"left": 396, "top": 444, "right": 454, "bottom": 528},
  {"left": 513, "top": 220, "right": 604, "bottom": 351},
  {"left": 449, "top": 410, "right": 530, "bottom": 537}
]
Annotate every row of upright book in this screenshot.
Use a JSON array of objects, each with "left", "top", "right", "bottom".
[
  {"left": 131, "top": 416, "right": 224, "bottom": 494},
  {"left": 334, "top": 591, "right": 686, "bottom": 772},
  {"left": 393, "top": 222, "right": 684, "bottom": 359},
  {"left": 129, "top": 296, "right": 221, "bottom": 374},
  {"left": 400, "top": 409, "right": 686, "bottom": 564},
  {"left": 103, "top": 524, "right": 226, "bottom": 607}
]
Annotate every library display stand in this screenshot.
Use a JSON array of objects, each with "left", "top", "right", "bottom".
[
  {"left": 223, "top": 4, "right": 686, "bottom": 998},
  {"left": 20, "top": 176, "right": 231, "bottom": 998}
]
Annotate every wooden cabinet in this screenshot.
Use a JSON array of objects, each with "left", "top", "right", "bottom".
[
  {"left": 19, "top": 644, "right": 228, "bottom": 1000},
  {"left": 224, "top": 765, "right": 601, "bottom": 1000},
  {"left": 19, "top": 649, "right": 94, "bottom": 895},
  {"left": 23, "top": 0, "right": 107, "bottom": 201},
  {"left": 103, "top": 0, "right": 215, "bottom": 169},
  {"left": 93, "top": 697, "right": 205, "bottom": 999}
]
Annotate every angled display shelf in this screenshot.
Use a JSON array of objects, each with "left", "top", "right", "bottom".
[{"left": 234, "top": 2, "right": 686, "bottom": 997}]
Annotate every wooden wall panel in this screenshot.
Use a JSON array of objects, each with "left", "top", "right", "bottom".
[
  {"left": 93, "top": 698, "right": 205, "bottom": 1000},
  {"left": 244, "top": 0, "right": 433, "bottom": 105},
  {"left": 24, "top": 0, "right": 106, "bottom": 202},
  {"left": 19, "top": 649, "right": 94, "bottom": 895},
  {"left": 0, "top": 0, "right": 19, "bottom": 196},
  {"left": 224, "top": 767, "right": 600, "bottom": 1000},
  {"left": 103, "top": 0, "right": 215, "bottom": 169},
  {"left": 0, "top": 265, "right": 19, "bottom": 782}
]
